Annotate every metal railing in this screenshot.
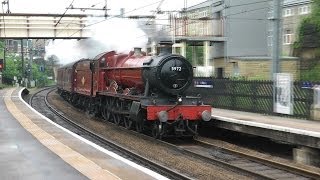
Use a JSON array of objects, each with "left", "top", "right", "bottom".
[{"left": 187, "top": 78, "right": 316, "bottom": 119}]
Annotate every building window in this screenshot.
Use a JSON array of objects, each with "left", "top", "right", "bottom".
[
  {"left": 299, "top": 5, "right": 310, "bottom": 15},
  {"left": 283, "top": 8, "right": 293, "bottom": 17},
  {"left": 199, "top": 21, "right": 206, "bottom": 36},
  {"left": 283, "top": 30, "right": 293, "bottom": 45},
  {"left": 198, "top": 11, "right": 207, "bottom": 19}
]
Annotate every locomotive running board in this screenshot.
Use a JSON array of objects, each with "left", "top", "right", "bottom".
[{"left": 98, "top": 92, "right": 140, "bottom": 101}]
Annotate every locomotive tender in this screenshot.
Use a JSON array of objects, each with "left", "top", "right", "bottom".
[{"left": 57, "top": 46, "right": 211, "bottom": 138}]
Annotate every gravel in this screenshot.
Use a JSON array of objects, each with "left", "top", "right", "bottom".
[{"left": 47, "top": 90, "right": 251, "bottom": 180}]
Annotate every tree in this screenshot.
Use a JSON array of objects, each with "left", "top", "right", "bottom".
[
  {"left": 46, "top": 54, "right": 59, "bottom": 78},
  {"left": 32, "top": 63, "right": 49, "bottom": 87},
  {"left": 0, "top": 39, "right": 55, "bottom": 86},
  {"left": 2, "top": 56, "right": 21, "bottom": 79},
  {"left": 294, "top": 1, "right": 320, "bottom": 81},
  {"left": 295, "top": 0, "right": 320, "bottom": 50},
  {"left": 2, "top": 54, "right": 23, "bottom": 84}
]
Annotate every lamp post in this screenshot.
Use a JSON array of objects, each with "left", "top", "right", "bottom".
[
  {"left": 0, "top": 58, "right": 2, "bottom": 85},
  {"left": 21, "top": 39, "right": 25, "bottom": 86},
  {"left": 0, "top": 45, "right": 6, "bottom": 84},
  {"left": 3, "top": 47, "right": 6, "bottom": 71},
  {"left": 28, "top": 48, "right": 33, "bottom": 87}
]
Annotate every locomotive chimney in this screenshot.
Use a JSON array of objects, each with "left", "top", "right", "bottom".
[
  {"left": 134, "top": 47, "right": 142, "bottom": 56},
  {"left": 158, "top": 41, "right": 173, "bottom": 55}
]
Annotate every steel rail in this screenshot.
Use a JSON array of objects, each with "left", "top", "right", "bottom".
[
  {"left": 195, "top": 139, "right": 320, "bottom": 179},
  {"left": 32, "top": 87, "right": 192, "bottom": 180}
]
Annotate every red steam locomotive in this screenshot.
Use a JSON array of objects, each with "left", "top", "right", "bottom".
[{"left": 57, "top": 45, "right": 212, "bottom": 138}]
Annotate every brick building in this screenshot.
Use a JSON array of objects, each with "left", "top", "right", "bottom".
[
  {"left": 5, "top": 39, "right": 46, "bottom": 59},
  {"left": 282, "top": 0, "right": 312, "bottom": 56},
  {"left": 152, "top": 0, "right": 307, "bottom": 80}
]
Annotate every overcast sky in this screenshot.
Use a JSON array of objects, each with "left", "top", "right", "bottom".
[{"left": 7, "top": 0, "right": 206, "bottom": 15}]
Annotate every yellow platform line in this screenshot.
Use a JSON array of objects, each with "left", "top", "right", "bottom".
[{"left": 4, "top": 89, "right": 120, "bottom": 180}]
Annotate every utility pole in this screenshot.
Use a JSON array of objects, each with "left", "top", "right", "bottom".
[
  {"left": 21, "top": 39, "right": 24, "bottom": 85},
  {"left": 29, "top": 42, "right": 33, "bottom": 86},
  {"left": 104, "top": 0, "right": 108, "bottom": 18},
  {"left": 6, "top": 0, "right": 10, "bottom": 13},
  {"left": 3, "top": 40, "right": 6, "bottom": 71},
  {"left": 2, "top": 0, "right": 11, "bottom": 13},
  {"left": 28, "top": 40, "right": 33, "bottom": 87},
  {"left": 271, "top": 0, "right": 281, "bottom": 77},
  {"left": 271, "top": 0, "right": 282, "bottom": 112}
]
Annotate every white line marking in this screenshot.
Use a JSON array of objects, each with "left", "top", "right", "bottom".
[
  {"left": 18, "top": 88, "right": 169, "bottom": 180},
  {"left": 213, "top": 115, "right": 320, "bottom": 138}
]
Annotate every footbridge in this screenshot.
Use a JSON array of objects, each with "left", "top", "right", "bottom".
[{"left": 0, "top": 13, "right": 92, "bottom": 39}]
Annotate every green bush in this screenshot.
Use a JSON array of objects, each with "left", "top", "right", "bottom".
[{"left": 300, "top": 62, "right": 320, "bottom": 81}]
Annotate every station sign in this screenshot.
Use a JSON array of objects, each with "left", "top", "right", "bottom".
[
  {"left": 274, "top": 73, "right": 293, "bottom": 115},
  {"left": 194, "top": 79, "right": 213, "bottom": 88}
]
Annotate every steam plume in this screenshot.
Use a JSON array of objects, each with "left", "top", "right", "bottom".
[{"left": 45, "top": 17, "right": 148, "bottom": 64}]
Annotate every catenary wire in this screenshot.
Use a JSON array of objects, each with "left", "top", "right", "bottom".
[
  {"left": 145, "top": 0, "right": 165, "bottom": 25},
  {"left": 56, "top": 1, "right": 279, "bottom": 47},
  {"left": 49, "top": 0, "right": 164, "bottom": 48},
  {"left": 64, "top": 0, "right": 163, "bottom": 38},
  {"left": 55, "top": 0, "right": 76, "bottom": 27}
]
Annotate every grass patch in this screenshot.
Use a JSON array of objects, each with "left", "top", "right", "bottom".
[{"left": 301, "top": 62, "right": 320, "bottom": 81}]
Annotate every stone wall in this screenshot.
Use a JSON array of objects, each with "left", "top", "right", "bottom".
[
  {"left": 212, "top": 57, "right": 300, "bottom": 80},
  {"left": 280, "top": 59, "right": 300, "bottom": 80},
  {"left": 213, "top": 58, "right": 234, "bottom": 77},
  {"left": 238, "top": 60, "right": 270, "bottom": 80}
]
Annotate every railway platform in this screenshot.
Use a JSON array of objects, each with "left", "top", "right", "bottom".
[
  {"left": 211, "top": 108, "right": 320, "bottom": 166},
  {"left": 0, "top": 87, "right": 167, "bottom": 180}
]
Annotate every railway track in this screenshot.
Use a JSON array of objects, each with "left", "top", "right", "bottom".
[
  {"left": 29, "top": 87, "right": 191, "bottom": 180},
  {"left": 163, "top": 138, "right": 320, "bottom": 179},
  {"left": 195, "top": 138, "right": 320, "bottom": 179},
  {"left": 29, "top": 87, "right": 320, "bottom": 179}
]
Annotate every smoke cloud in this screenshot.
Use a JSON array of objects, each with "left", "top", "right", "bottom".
[{"left": 45, "top": 17, "right": 148, "bottom": 65}]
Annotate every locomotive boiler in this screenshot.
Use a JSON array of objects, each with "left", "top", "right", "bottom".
[{"left": 57, "top": 46, "right": 212, "bottom": 138}]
